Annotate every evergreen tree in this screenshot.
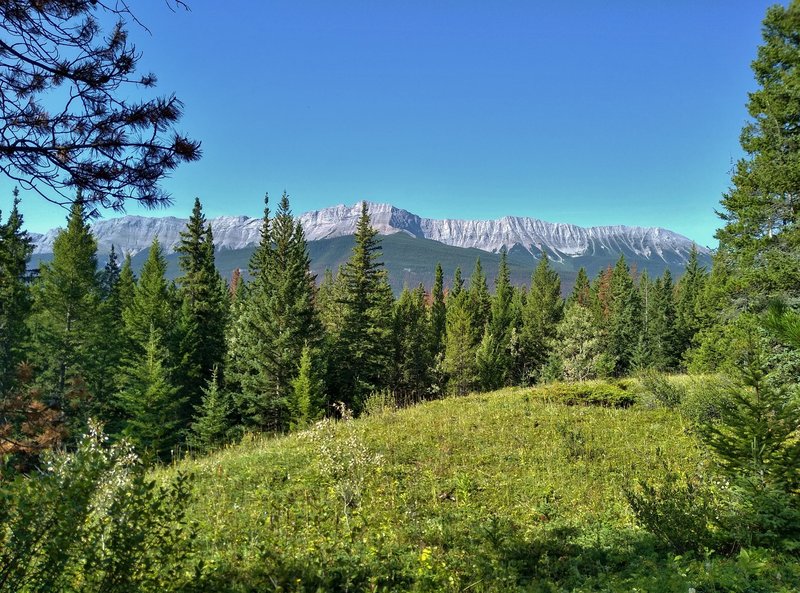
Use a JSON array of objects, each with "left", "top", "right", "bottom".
[
  {"left": 393, "top": 284, "right": 432, "bottom": 401},
  {"left": 605, "top": 256, "right": 640, "bottom": 375},
  {"left": 451, "top": 267, "right": 464, "bottom": 299},
  {"left": 568, "top": 267, "right": 591, "bottom": 308},
  {"left": 519, "top": 254, "right": 563, "bottom": 382},
  {"left": 0, "top": 192, "right": 33, "bottom": 392},
  {"left": 116, "top": 325, "right": 185, "bottom": 460},
  {"left": 475, "top": 326, "right": 505, "bottom": 391},
  {"left": 649, "top": 271, "right": 679, "bottom": 371},
  {"left": 466, "top": 258, "right": 491, "bottom": 335},
  {"left": 122, "top": 238, "right": 173, "bottom": 355},
  {"left": 117, "top": 253, "right": 136, "bottom": 314},
  {"left": 332, "top": 202, "right": 394, "bottom": 412},
  {"left": 486, "top": 250, "right": 513, "bottom": 387},
  {"left": 189, "top": 366, "right": 235, "bottom": 454},
  {"left": 443, "top": 290, "right": 477, "bottom": 396},
  {"left": 27, "top": 199, "right": 105, "bottom": 429},
  {"left": 675, "top": 245, "right": 708, "bottom": 358},
  {"left": 175, "top": 198, "right": 228, "bottom": 416},
  {"left": 228, "top": 193, "right": 321, "bottom": 430},
  {"left": 289, "top": 345, "right": 325, "bottom": 430},
  {"left": 556, "top": 303, "right": 602, "bottom": 382},
  {"left": 716, "top": 2, "right": 800, "bottom": 302},
  {"left": 430, "top": 262, "right": 447, "bottom": 360}
]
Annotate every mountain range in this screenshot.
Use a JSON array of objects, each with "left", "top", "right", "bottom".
[{"left": 30, "top": 202, "right": 712, "bottom": 293}]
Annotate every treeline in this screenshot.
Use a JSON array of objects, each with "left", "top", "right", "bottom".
[{"left": 1, "top": 191, "right": 716, "bottom": 462}]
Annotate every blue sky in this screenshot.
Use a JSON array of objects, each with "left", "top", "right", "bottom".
[{"left": 3, "top": 1, "right": 778, "bottom": 247}]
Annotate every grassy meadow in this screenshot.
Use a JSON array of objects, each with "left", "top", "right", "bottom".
[{"left": 162, "top": 379, "right": 800, "bottom": 592}]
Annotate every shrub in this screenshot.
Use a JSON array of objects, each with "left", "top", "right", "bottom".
[
  {"left": 638, "top": 369, "right": 686, "bottom": 409},
  {"left": 532, "top": 380, "right": 637, "bottom": 408},
  {"left": 0, "top": 422, "right": 198, "bottom": 592}
]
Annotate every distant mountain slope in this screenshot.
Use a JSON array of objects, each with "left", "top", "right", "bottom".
[
  {"left": 30, "top": 201, "right": 711, "bottom": 293},
  {"left": 32, "top": 201, "right": 710, "bottom": 262}
]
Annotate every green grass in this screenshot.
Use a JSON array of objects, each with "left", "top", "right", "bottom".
[{"left": 164, "top": 383, "right": 800, "bottom": 592}]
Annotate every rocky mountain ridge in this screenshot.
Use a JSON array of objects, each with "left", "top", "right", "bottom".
[{"left": 31, "top": 201, "right": 710, "bottom": 264}]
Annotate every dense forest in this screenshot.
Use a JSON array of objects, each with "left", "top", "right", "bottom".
[
  {"left": 3, "top": 0, "right": 800, "bottom": 591},
  {"left": 2, "top": 191, "right": 712, "bottom": 461}
]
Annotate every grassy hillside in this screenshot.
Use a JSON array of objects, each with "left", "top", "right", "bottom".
[{"left": 162, "top": 382, "right": 799, "bottom": 592}]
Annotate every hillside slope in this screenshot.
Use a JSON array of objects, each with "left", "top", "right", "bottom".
[{"left": 166, "top": 386, "right": 749, "bottom": 592}]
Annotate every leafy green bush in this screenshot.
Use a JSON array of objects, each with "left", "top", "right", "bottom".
[
  {"left": 0, "top": 422, "right": 198, "bottom": 592},
  {"left": 532, "top": 380, "right": 637, "bottom": 407},
  {"left": 638, "top": 369, "right": 686, "bottom": 409}
]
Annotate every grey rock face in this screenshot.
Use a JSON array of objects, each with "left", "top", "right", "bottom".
[{"left": 32, "top": 201, "right": 710, "bottom": 264}]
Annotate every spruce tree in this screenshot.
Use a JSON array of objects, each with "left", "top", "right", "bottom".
[
  {"left": 430, "top": 262, "right": 447, "bottom": 360},
  {"left": 189, "top": 366, "right": 235, "bottom": 453},
  {"left": 486, "top": 250, "right": 513, "bottom": 387},
  {"left": 520, "top": 254, "right": 563, "bottom": 382},
  {"left": 649, "top": 271, "right": 679, "bottom": 371},
  {"left": 27, "top": 199, "right": 105, "bottom": 429},
  {"left": 332, "top": 202, "right": 394, "bottom": 412},
  {"left": 117, "top": 253, "right": 136, "bottom": 314},
  {"left": 443, "top": 290, "right": 477, "bottom": 396},
  {"left": 289, "top": 345, "right": 325, "bottom": 430},
  {"left": 393, "top": 284, "right": 432, "bottom": 401},
  {"left": 228, "top": 193, "right": 321, "bottom": 430},
  {"left": 716, "top": 2, "right": 800, "bottom": 302},
  {"left": 451, "top": 267, "right": 464, "bottom": 298},
  {"left": 675, "top": 245, "right": 708, "bottom": 358},
  {"left": 116, "top": 325, "right": 185, "bottom": 460},
  {"left": 0, "top": 192, "right": 33, "bottom": 393},
  {"left": 467, "top": 258, "right": 491, "bottom": 336},
  {"left": 121, "top": 238, "right": 175, "bottom": 373},
  {"left": 568, "top": 267, "right": 591, "bottom": 308},
  {"left": 556, "top": 303, "right": 602, "bottom": 382},
  {"left": 605, "top": 256, "right": 641, "bottom": 376},
  {"left": 175, "top": 198, "right": 227, "bottom": 416}
]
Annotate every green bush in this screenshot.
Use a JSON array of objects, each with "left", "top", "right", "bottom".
[
  {"left": 638, "top": 370, "right": 686, "bottom": 409},
  {"left": 532, "top": 380, "right": 637, "bottom": 407},
  {"left": 0, "top": 422, "right": 198, "bottom": 592}
]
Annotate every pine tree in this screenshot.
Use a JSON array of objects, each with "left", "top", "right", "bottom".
[
  {"left": 27, "top": 199, "right": 105, "bottom": 429},
  {"left": 675, "top": 245, "right": 708, "bottom": 359},
  {"left": 605, "top": 256, "right": 641, "bottom": 376},
  {"left": 116, "top": 325, "right": 185, "bottom": 460},
  {"left": 451, "top": 267, "right": 464, "bottom": 299},
  {"left": 443, "top": 290, "right": 477, "bottom": 396},
  {"left": 519, "top": 254, "right": 563, "bottom": 382},
  {"left": 556, "top": 303, "right": 602, "bottom": 382},
  {"left": 289, "top": 345, "right": 325, "bottom": 430},
  {"left": 0, "top": 192, "right": 33, "bottom": 393},
  {"left": 175, "top": 198, "right": 228, "bottom": 417},
  {"left": 430, "top": 262, "right": 447, "bottom": 360},
  {"left": 189, "top": 366, "right": 234, "bottom": 454},
  {"left": 228, "top": 193, "right": 321, "bottom": 430},
  {"left": 466, "top": 258, "right": 491, "bottom": 336},
  {"left": 649, "top": 271, "right": 679, "bottom": 371},
  {"left": 122, "top": 238, "right": 173, "bottom": 355},
  {"left": 486, "top": 249, "right": 513, "bottom": 387},
  {"left": 716, "top": 2, "right": 800, "bottom": 302},
  {"left": 393, "top": 284, "right": 432, "bottom": 401},
  {"left": 332, "top": 202, "right": 394, "bottom": 412},
  {"left": 117, "top": 253, "right": 136, "bottom": 314},
  {"left": 568, "top": 267, "right": 591, "bottom": 308}
]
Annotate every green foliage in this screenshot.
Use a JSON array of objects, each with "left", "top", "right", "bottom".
[
  {"left": 638, "top": 369, "right": 686, "bottom": 409},
  {"left": 330, "top": 202, "right": 394, "bottom": 412},
  {"left": 27, "top": 199, "right": 107, "bottom": 432},
  {"left": 116, "top": 326, "right": 185, "bottom": 460},
  {"left": 0, "top": 423, "right": 197, "bottom": 592},
  {"left": 228, "top": 193, "right": 322, "bottom": 430},
  {"left": 626, "top": 467, "right": 720, "bottom": 553},
  {"left": 520, "top": 254, "right": 563, "bottom": 382},
  {"left": 429, "top": 262, "right": 447, "bottom": 360},
  {"left": 604, "top": 256, "right": 641, "bottom": 376},
  {"left": 530, "top": 380, "right": 637, "bottom": 408},
  {"left": 442, "top": 290, "right": 477, "bottom": 395},
  {"left": 176, "top": 198, "right": 228, "bottom": 418},
  {"left": 0, "top": 192, "right": 32, "bottom": 393},
  {"left": 190, "top": 367, "right": 236, "bottom": 454},
  {"left": 289, "top": 346, "right": 325, "bottom": 430},
  {"left": 716, "top": 1, "right": 800, "bottom": 301},
  {"left": 392, "top": 285, "right": 433, "bottom": 401},
  {"left": 555, "top": 302, "right": 602, "bottom": 382}
]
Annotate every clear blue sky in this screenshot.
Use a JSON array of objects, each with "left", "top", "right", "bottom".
[{"left": 2, "top": 1, "right": 779, "bottom": 247}]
